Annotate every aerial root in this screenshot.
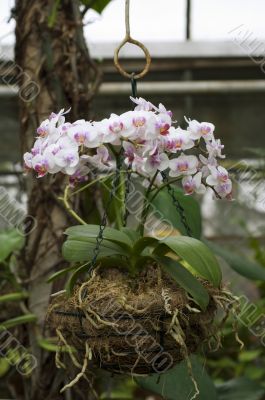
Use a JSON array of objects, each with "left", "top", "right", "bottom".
[
  {"left": 81, "top": 307, "right": 117, "bottom": 329},
  {"left": 104, "top": 343, "right": 111, "bottom": 361},
  {"left": 168, "top": 309, "right": 200, "bottom": 400},
  {"left": 131, "top": 353, "right": 141, "bottom": 375},
  {"left": 60, "top": 341, "right": 92, "bottom": 393},
  {"left": 111, "top": 349, "right": 129, "bottom": 357},
  {"left": 55, "top": 341, "right": 66, "bottom": 370},
  {"left": 84, "top": 305, "right": 118, "bottom": 327},
  {"left": 185, "top": 304, "right": 201, "bottom": 313},
  {"left": 189, "top": 370, "right": 200, "bottom": 400},
  {"left": 208, "top": 332, "right": 222, "bottom": 352},
  {"left": 118, "top": 296, "right": 156, "bottom": 314},
  {"left": 56, "top": 329, "right": 81, "bottom": 368},
  {"left": 212, "top": 289, "right": 244, "bottom": 351},
  {"left": 78, "top": 283, "right": 118, "bottom": 328},
  {"left": 148, "top": 319, "right": 160, "bottom": 331},
  {"left": 233, "top": 320, "right": 244, "bottom": 350},
  {"left": 162, "top": 288, "right": 172, "bottom": 315},
  {"left": 157, "top": 267, "right": 162, "bottom": 286}
]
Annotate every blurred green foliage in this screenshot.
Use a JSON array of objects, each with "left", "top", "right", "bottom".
[{"left": 206, "top": 234, "right": 265, "bottom": 393}]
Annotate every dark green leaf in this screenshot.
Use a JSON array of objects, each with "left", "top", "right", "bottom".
[
  {"left": 158, "top": 236, "right": 222, "bottom": 287},
  {"left": 66, "top": 262, "right": 91, "bottom": 294},
  {"left": 0, "top": 229, "right": 25, "bottom": 262},
  {"left": 120, "top": 227, "right": 140, "bottom": 245},
  {"left": 136, "top": 355, "right": 217, "bottom": 400},
  {"left": 155, "top": 256, "right": 209, "bottom": 310},
  {"left": 38, "top": 337, "right": 76, "bottom": 353},
  {"left": 134, "top": 255, "right": 158, "bottom": 271},
  {"left": 150, "top": 187, "right": 202, "bottom": 239},
  {"left": 0, "top": 292, "right": 28, "bottom": 303},
  {"left": 238, "top": 350, "right": 262, "bottom": 362},
  {"left": 47, "top": 266, "right": 76, "bottom": 283},
  {"left": 96, "top": 256, "right": 130, "bottom": 269},
  {"left": 205, "top": 240, "right": 265, "bottom": 281},
  {"left": 133, "top": 236, "right": 158, "bottom": 255},
  {"left": 0, "top": 314, "right": 37, "bottom": 331},
  {"left": 65, "top": 224, "right": 132, "bottom": 249},
  {"left": 216, "top": 377, "right": 265, "bottom": 400},
  {"left": 62, "top": 238, "right": 128, "bottom": 262},
  {"left": 80, "top": 0, "right": 112, "bottom": 14}
]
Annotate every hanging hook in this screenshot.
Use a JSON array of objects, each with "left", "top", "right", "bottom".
[{"left": 114, "top": 0, "right": 151, "bottom": 80}]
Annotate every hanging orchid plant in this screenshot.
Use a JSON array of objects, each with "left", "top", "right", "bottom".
[{"left": 24, "top": 97, "right": 236, "bottom": 396}]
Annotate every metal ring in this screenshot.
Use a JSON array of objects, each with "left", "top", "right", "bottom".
[{"left": 114, "top": 35, "right": 151, "bottom": 80}]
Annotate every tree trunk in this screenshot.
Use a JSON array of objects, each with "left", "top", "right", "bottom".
[{"left": 14, "top": 1, "right": 101, "bottom": 398}]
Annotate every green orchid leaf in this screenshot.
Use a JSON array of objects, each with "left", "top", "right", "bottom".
[
  {"left": 0, "top": 292, "right": 28, "bottom": 303},
  {"left": 0, "top": 229, "right": 25, "bottom": 262},
  {"left": 96, "top": 256, "right": 129, "bottom": 269},
  {"left": 66, "top": 262, "right": 91, "bottom": 294},
  {"left": 205, "top": 240, "right": 265, "bottom": 281},
  {"left": 0, "top": 314, "right": 37, "bottom": 331},
  {"left": 136, "top": 355, "right": 217, "bottom": 400},
  {"left": 80, "top": 0, "right": 112, "bottom": 14},
  {"left": 216, "top": 377, "right": 265, "bottom": 400},
  {"left": 37, "top": 337, "right": 76, "bottom": 353},
  {"left": 120, "top": 227, "right": 141, "bottom": 245},
  {"left": 150, "top": 187, "right": 202, "bottom": 239},
  {"left": 133, "top": 255, "right": 158, "bottom": 272},
  {"left": 65, "top": 224, "right": 132, "bottom": 249},
  {"left": 47, "top": 266, "right": 76, "bottom": 283},
  {"left": 157, "top": 236, "right": 222, "bottom": 287},
  {"left": 132, "top": 236, "right": 158, "bottom": 255},
  {"left": 62, "top": 238, "right": 128, "bottom": 262},
  {"left": 154, "top": 256, "right": 209, "bottom": 310}
]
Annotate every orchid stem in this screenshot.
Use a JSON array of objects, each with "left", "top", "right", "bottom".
[
  {"left": 70, "top": 173, "right": 115, "bottom": 196},
  {"left": 137, "top": 171, "right": 159, "bottom": 236},
  {"left": 59, "top": 185, "right": 87, "bottom": 225},
  {"left": 149, "top": 176, "right": 182, "bottom": 203},
  {"left": 113, "top": 149, "right": 125, "bottom": 230}
]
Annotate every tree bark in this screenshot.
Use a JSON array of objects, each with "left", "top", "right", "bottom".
[{"left": 14, "top": 1, "right": 101, "bottom": 398}]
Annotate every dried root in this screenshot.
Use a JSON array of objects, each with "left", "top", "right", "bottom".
[
  {"left": 162, "top": 288, "right": 172, "bottom": 315},
  {"left": 60, "top": 341, "right": 92, "bottom": 393},
  {"left": 168, "top": 309, "right": 199, "bottom": 400},
  {"left": 212, "top": 288, "right": 244, "bottom": 350}
]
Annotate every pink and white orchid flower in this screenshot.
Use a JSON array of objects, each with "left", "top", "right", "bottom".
[
  {"left": 36, "top": 108, "right": 69, "bottom": 138},
  {"left": 206, "top": 138, "right": 225, "bottom": 159},
  {"left": 152, "top": 102, "right": 173, "bottom": 118},
  {"left": 206, "top": 165, "right": 230, "bottom": 186},
  {"left": 25, "top": 97, "right": 232, "bottom": 201},
  {"left": 213, "top": 180, "right": 233, "bottom": 199},
  {"left": 186, "top": 118, "right": 215, "bottom": 142},
  {"left": 182, "top": 172, "right": 206, "bottom": 195},
  {"left": 143, "top": 149, "right": 169, "bottom": 174},
  {"left": 84, "top": 145, "right": 112, "bottom": 170},
  {"left": 130, "top": 96, "right": 154, "bottom": 111},
  {"left": 199, "top": 154, "right": 218, "bottom": 177},
  {"left": 169, "top": 153, "right": 198, "bottom": 177},
  {"left": 162, "top": 127, "right": 194, "bottom": 153},
  {"left": 119, "top": 110, "right": 157, "bottom": 141},
  {"left": 67, "top": 120, "right": 100, "bottom": 148}
]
